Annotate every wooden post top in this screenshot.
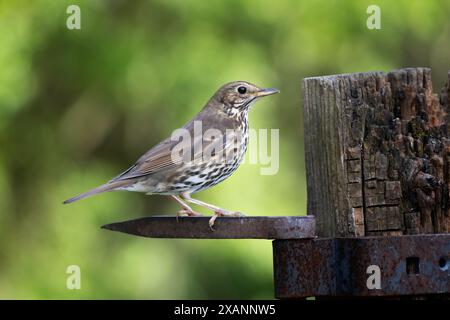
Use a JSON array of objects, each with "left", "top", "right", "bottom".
[{"left": 303, "top": 67, "right": 450, "bottom": 237}]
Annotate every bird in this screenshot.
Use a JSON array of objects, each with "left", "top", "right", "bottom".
[{"left": 64, "top": 81, "right": 279, "bottom": 228}]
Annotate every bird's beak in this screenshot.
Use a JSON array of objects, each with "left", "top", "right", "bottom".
[{"left": 255, "top": 88, "right": 280, "bottom": 97}]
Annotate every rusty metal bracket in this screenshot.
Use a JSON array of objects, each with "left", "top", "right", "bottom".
[
  {"left": 102, "top": 216, "right": 316, "bottom": 239},
  {"left": 273, "top": 234, "right": 450, "bottom": 298},
  {"left": 102, "top": 215, "right": 450, "bottom": 298}
]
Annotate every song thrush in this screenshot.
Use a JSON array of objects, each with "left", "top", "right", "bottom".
[{"left": 64, "top": 81, "right": 279, "bottom": 228}]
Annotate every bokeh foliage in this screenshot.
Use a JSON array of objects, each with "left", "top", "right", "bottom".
[{"left": 0, "top": 0, "right": 449, "bottom": 299}]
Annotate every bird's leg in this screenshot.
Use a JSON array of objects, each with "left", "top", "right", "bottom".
[
  {"left": 170, "top": 195, "right": 202, "bottom": 220},
  {"left": 180, "top": 193, "right": 244, "bottom": 229}
]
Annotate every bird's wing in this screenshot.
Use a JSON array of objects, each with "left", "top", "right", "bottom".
[
  {"left": 110, "top": 118, "right": 241, "bottom": 182},
  {"left": 109, "top": 138, "right": 180, "bottom": 182}
]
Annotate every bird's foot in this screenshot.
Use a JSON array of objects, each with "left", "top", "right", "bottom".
[
  {"left": 208, "top": 210, "right": 245, "bottom": 230},
  {"left": 177, "top": 209, "right": 203, "bottom": 220}
]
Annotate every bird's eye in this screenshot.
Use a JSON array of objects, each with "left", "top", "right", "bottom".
[{"left": 237, "top": 86, "right": 247, "bottom": 94}]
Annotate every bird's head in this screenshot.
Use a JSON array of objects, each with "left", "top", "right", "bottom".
[{"left": 213, "top": 81, "right": 279, "bottom": 117}]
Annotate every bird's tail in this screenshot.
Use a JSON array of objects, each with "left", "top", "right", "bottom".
[{"left": 63, "top": 180, "right": 128, "bottom": 204}]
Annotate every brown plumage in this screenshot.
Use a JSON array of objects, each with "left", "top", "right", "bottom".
[{"left": 64, "top": 81, "right": 279, "bottom": 228}]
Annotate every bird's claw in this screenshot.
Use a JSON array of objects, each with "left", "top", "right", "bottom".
[
  {"left": 208, "top": 215, "right": 218, "bottom": 231},
  {"left": 208, "top": 210, "right": 245, "bottom": 231}
]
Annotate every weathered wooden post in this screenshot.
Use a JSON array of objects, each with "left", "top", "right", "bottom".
[
  {"left": 304, "top": 67, "right": 450, "bottom": 237},
  {"left": 274, "top": 68, "right": 450, "bottom": 298}
]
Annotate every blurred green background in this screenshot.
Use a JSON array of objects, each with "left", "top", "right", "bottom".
[{"left": 0, "top": 0, "right": 449, "bottom": 299}]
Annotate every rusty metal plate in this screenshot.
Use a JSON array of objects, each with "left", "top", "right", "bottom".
[
  {"left": 102, "top": 215, "right": 316, "bottom": 239},
  {"left": 274, "top": 234, "right": 450, "bottom": 298}
]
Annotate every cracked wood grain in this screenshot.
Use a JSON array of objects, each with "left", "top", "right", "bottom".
[{"left": 303, "top": 68, "right": 450, "bottom": 237}]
